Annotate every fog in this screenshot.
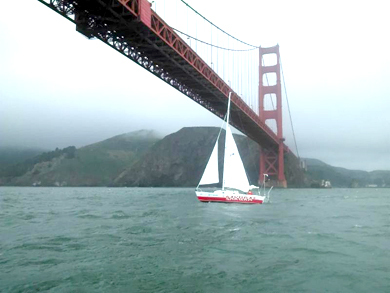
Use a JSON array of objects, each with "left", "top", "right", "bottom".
[{"left": 1, "top": 0, "right": 389, "bottom": 171}]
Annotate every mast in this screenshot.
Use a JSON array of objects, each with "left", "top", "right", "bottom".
[
  {"left": 226, "top": 92, "right": 232, "bottom": 126},
  {"left": 222, "top": 92, "right": 232, "bottom": 191}
]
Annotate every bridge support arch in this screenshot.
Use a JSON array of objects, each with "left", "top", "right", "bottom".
[{"left": 259, "top": 45, "right": 287, "bottom": 188}]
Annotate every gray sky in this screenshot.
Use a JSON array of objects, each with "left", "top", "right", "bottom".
[{"left": 1, "top": 0, "right": 389, "bottom": 171}]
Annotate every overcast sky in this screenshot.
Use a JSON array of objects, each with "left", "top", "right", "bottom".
[{"left": 1, "top": 0, "right": 389, "bottom": 171}]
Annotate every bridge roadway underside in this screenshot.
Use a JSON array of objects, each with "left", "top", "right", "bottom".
[{"left": 40, "top": 0, "right": 281, "bottom": 150}]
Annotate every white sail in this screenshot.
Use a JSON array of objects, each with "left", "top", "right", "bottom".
[
  {"left": 223, "top": 126, "right": 250, "bottom": 192},
  {"left": 195, "top": 91, "right": 269, "bottom": 204},
  {"left": 198, "top": 140, "right": 219, "bottom": 186}
]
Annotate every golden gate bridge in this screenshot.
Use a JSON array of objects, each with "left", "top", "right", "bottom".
[{"left": 37, "top": 0, "right": 300, "bottom": 187}]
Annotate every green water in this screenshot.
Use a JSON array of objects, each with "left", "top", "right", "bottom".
[{"left": 0, "top": 187, "right": 389, "bottom": 292}]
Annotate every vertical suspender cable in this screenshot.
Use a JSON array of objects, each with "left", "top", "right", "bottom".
[
  {"left": 239, "top": 48, "right": 241, "bottom": 95},
  {"left": 247, "top": 51, "right": 250, "bottom": 106},
  {"left": 210, "top": 23, "right": 212, "bottom": 69},
  {"left": 223, "top": 34, "right": 225, "bottom": 80},
  {"left": 228, "top": 37, "right": 230, "bottom": 87},
  {"left": 195, "top": 10, "right": 197, "bottom": 52},
  {"left": 232, "top": 42, "right": 234, "bottom": 90},
  {"left": 216, "top": 26, "right": 218, "bottom": 75}
]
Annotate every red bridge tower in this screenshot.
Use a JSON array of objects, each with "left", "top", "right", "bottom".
[{"left": 259, "top": 45, "right": 287, "bottom": 187}]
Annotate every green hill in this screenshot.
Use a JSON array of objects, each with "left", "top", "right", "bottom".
[
  {"left": 0, "top": 147, "right": 46, "bottom": 168},
  {"left": 3, "top": 128, "right": 388, "bottom": 188},
  {"left": 304, "top": 158, "right": 390, "bottom": 187},
  {"left": 0, "top": 130, "right": 160, "bottom": 186},
  {"left": 0, "top": 127, "right": 304, "bottom": 187}
]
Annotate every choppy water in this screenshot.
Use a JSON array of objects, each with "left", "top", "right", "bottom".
[{"left": 0, "top": 187, "right": 389, "bottom": 292}]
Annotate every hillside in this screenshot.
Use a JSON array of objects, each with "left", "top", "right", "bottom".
[
  {"left": 0, "top": 127, "right": 304, "bottom": 187},
  {"left": 0, "top": 147, "right": 46, "bottom": 168},
  {"left": 0, "top": 130, "right": 160, "bottom": 186},
  {"left": 114, "top": 127, "right": 305, "bottom": 187},
  {"left": 3, "top": 128, "right": 389, "bottom": 188},
  {"left": 304, "top": 158, "right": 390, "bottom": 187}
]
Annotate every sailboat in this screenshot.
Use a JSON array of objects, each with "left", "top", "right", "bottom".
[{"left": 195, "top": 92, "right": 269, "bottom": 204}]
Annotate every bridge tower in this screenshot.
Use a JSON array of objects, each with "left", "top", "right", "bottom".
[{"left": 259, "top": 45, "right": 287, "bottom": 187}]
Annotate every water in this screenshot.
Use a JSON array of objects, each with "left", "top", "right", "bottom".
[{"left": 0, "top": 187, "right": 389, "bottom": 292}]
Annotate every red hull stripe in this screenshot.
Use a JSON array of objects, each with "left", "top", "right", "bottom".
[{"left": 197, "top": 196, "right": 263, "bottom": 204}]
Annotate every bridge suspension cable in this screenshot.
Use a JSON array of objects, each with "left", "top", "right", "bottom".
[
  {"left": 280, "top": 56, "right": 300, "bottom": 158},
  {"left": 171, "top": 28, "right": 258, "bottom": 51},
  {"left": 161, "top": 0, "right": 260, "bottom": 114},
  {"left": 179, "top": 0, "right": 260, "bottom": 48},
  {"left": 154, "top": 0, "right": 295, "bottom": 126}
]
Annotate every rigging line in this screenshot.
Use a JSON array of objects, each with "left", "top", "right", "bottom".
[
  {"left": 172, "top": 28, "right": 258, "bottom": 51},
  {"left": 179, "top": 0, "right": 259, "bottom": 48},
  {"left": 280, "top": 56, "right": 300, "bottom": 159}
]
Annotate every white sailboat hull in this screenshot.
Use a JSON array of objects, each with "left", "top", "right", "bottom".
[{"left": 196, "top": 190, "right": 265, "bottom": 204}]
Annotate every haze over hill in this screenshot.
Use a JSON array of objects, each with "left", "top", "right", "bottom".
[
  {"left": 0, "top": 147, "right": 47, "bottom": 168},
  {"left": 303, "top": 158, "right": 390, "bottom": 188},
  {"left": 0, "top": 130, "right": 160, "bottom": 186}
]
